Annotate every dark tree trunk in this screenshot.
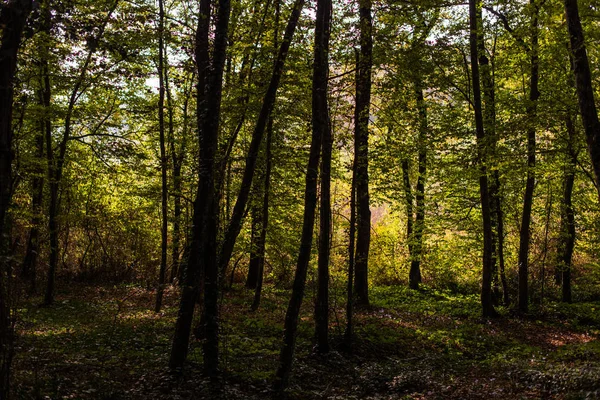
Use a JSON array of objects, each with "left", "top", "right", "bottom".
[
  {"left": 409, "top": 84, "right": 427, "bottom": 290},
  {"left": 0, "top": 0, "right": 32, "bottom": 397},
  {"left": 401, "top": 159, "right": 413, "bottom": 259},
  {"left": 22, "top": 8, "right": 50, "bottom": 292},
  {"left": 169, "top": 72, "right": 190, "bottom": 284},
  {"left": 314, "top": 0, "right": 332, "bottom": 354},
  {"left": 354, "top": 0, "right": 373, "bottom": 307},
  {"left": 497, "top": 184, "right": 509, "bottom": 305},
  {"left": 170, "top": 0, "right": 231, "bottom": 375},
  {"left": 558, "top": 114, "right": 576, "bottom": 303},
  {"left": 155, "top": 0, "right": 169, "bottom": 313},
  {"left": 246, "top": 205, "right": 261, "bottom": 289},
  {"left": 476, "top": 10, "right": 503, "bottom": 304},
  {"left": 250, "top": 117, "right": 273, "bottom": 312},
  {"left": 217, "top": 0, "right": 305, "bottom": 280},
  {"left": 345, "top": 159, "right": 356, "bottom": 345},
  {"left": 518, "top": 0, "right": 539, "bottom": 314},
  {"left": 251, "top": 0, "right": 280, "bottom": 312},
  {"left": 273, "top": 0, "right": 325, "bottom": 391},
  {"left": 469, "top": 0, "right": 497, "bottom": 318},
  {"left": 564, "top": 0, "right": 600, "bottom": 195}
]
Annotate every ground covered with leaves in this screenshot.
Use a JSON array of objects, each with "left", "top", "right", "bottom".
[{"left": 12, "top": 283, "right": 600, "bottom": 399}]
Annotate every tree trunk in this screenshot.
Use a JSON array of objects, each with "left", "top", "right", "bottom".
[
  {"left": 469, "top": 0, "right": 497, "bottom": 318},
  {"left": 246, "top": 203, "right": 262, "bottom": 289},
  {"left": 217, "top": 0, "right": 305, "bottom": 280},
  {"left": 273, "top": 0, "right": 326, "bottom": 391},
  {"left": 155, "top": 0, "right": 169, "bottom": 313},
  {"left": 169, "top": 71, "right": 190, "bottom": 284},
  {"left": 558, "top": 114, "right": 576, "bottom": 303},
  {"left": 251, "top": 117, "right": 274, "bottom": 311},
  {"left": 564, "top": 0, "right": 600, "bottom": 195},
  {"left": 354, "top": 0, "right": 373, "bottom": 307},
  {"left": 22, "top": 11, "right": 50, "bottom": 293},
  {"left": 0, "top": 0, "right": 33, "bottom": 396},
  {"left": 402, "top": 159, "right": 414, "bottom": 260},
  {"left": 518, "top": 0, "right": 539, "bottom": 314},
  {"left": 476, "top": 10, "right": 503, "bottom": 304},
  {"left": 314, "top": 0, "right": 332, "bottom": 354},
  {"left": 345, "top": 158, "right": 356, "bottom": 346},
  {"left": 251, "top": 0, "right": 280, "bottom": 312},
  {"left": 410, "top": 84, "right": 427, "bottom": 290},
  {"left": 169, "top": 0, "right": 231, "bottom": 374},
  {"left": 497, "top": 184, "right": 509, "bottom": 305}
]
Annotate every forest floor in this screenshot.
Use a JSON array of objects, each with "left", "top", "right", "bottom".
[{"left": 12, "top": 282, "right": 600, "bottom": 399}]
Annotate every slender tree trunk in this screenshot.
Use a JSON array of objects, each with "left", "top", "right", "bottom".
[
  {"left": 217, "top": 0, "right": 305, "bottom": 280},
  {"left": 558, "top": 114, "right": 576, "bottom": 303},
  {"left": 345, "top": 159, "right": 356, "bottom": 346},
  {"left": 354, "top": 0, "right": 373, "bottom": 307},
  {"left": 22, "top": 16, "right": 50, "bottom": 293},
  {"left": 469, "top": 0, "right": 497, "bottom": 318},
  {"left": 401, "top": 159, "right": 414, "bottom": 260},
  {"left": 564, "top": 0, "right": 600, "bottom": 195},
  {"left": 251, "top": 117, "right": 274, "bottom": 311},
  {"left": 410, "top": 84, "right": 427, "bottom": 290},
  {"left": 251, "top": 0, "right": 280, "bottom": 311},
  {"left": 246, "top": 204, "right": 262, "bottom": 289},
  {"left": 497, "top": 185, "right": 509, "bottom": 305},
  {"left": 518, "top": 0, "right": 540, "bottom": 314},
  {"left": 273, "top": 0, "right": 326, "bottom": 391},
  {"left": 476, "top": 11, "right": 503, "bottom": 303},
  {"left": 0, "top": 0, "right": 32, "bottom": 397},
  {"left": 169, "top": 0, "right": 231, "bottom": 373},
  {"left": 169, "top": 73, "right": 190, "bottom": 284},
  {"left": 155, "top": 0, "right": 168, "bottom": 313},
  {"left": 314, "top": 0, "right": 332, "bottom": 354}
]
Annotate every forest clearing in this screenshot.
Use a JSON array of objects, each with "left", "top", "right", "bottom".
[{"left": 2, "top": 0, "right": 600, "bottom": 398}]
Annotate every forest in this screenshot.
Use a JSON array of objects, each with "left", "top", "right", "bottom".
[{"left": 1, "top": 0, "right": 600, "bottom": 398}]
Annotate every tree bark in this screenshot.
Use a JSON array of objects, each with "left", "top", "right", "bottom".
[
  {"left": 401, "top": 159, "right": 413, "bottom": 260},
  {"left": 155, "top": 0, "right": 168, "bottom": 313},
  {"left": 345, "top": 158, "right": 356, "bottom": 346},
  {"left": 169, "top": 0, "right": 231, "bottom": 374},
  {"left": 250, "top": 117, "right": 273, "bottom": 312},
  {"left": 409, "top": 84, "right": 427, "bottom": 290},
  {"left": 476, "top": 9, "right": 503, "bottom": 304},
  {"left": 0, "top": 0, "right": 32, "bottom": 396},
  {"left": 168, "top": 71, "right": 191, "bottom": 284},
  {"left": 558, "top": 114, "right": 576, "bottom": 303},
  {"left": 273, "top": 0, "right": 326, "bottom": 391},
  {"left": 469, "top": 0, "right": 497, "bottom": 318},
  {"left": 354, "top": 0, "right": 373, "bottom": 307},
  {"left": 314, "top": 0, "right": 332, "bottom": 354},
  {"left": 564, "top": 0, "right": 600, "bottom": 196},
  {"left": 22, "top": 5, "right": 50, "bottom": 293},
  {"left": 518, "top": 0, "right": 539, "bottom": 314}
]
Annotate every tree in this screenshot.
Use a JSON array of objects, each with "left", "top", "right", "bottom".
[
  {"left": 469, "top": 0, "right": 497, "bottom": 318},
  {"left": 0, "top": 0, "right": 33, "bottom": 396},
  {"left": 314, "top": 0, "right": 333, "bottom": 354},
  {"left": 169, "top": 0, "right": 231, "bottom": 374},
  {"left": 564, "top": 0, "right": 600, "bottom": 195},
  {"left": 354, "top": 0, "right": 373, "bottom": 307},
  {"left": 154, "top": 0, "right": 168, "bottom": 313},
  {"left": 517, "top": 0, "right": 540, "bottom": 314}
]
